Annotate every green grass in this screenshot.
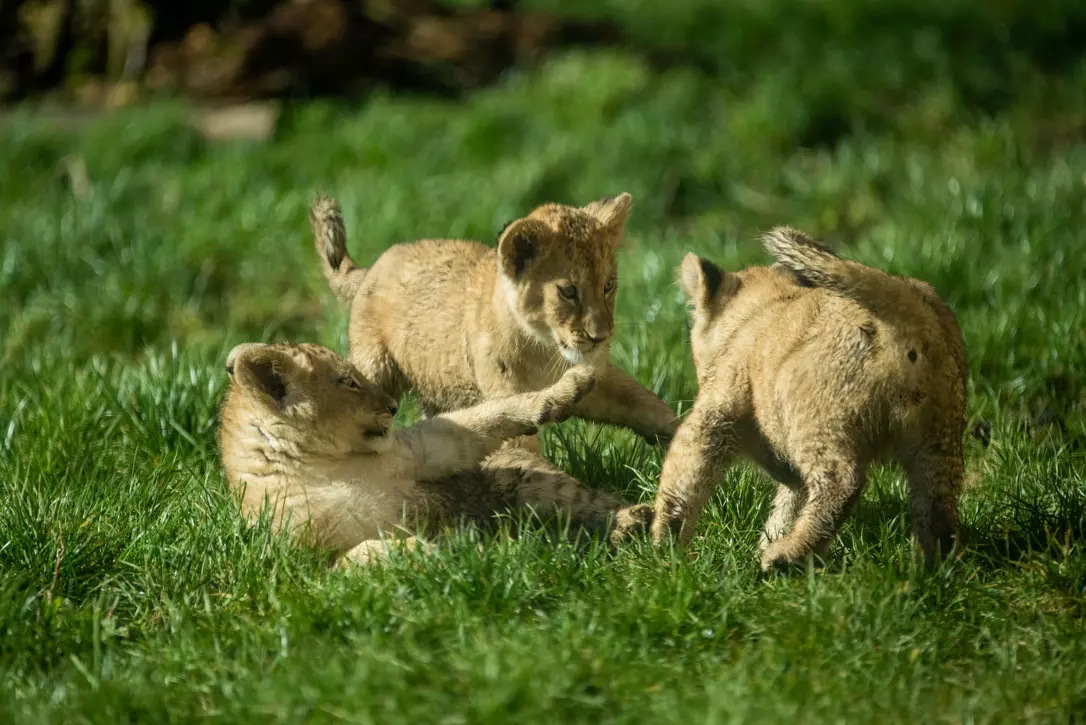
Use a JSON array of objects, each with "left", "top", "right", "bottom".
[{"left": 2, "top": 2, "right": 1086, "bottom": 720}]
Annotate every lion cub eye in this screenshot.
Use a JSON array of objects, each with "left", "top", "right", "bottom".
[
  {"left": 558, "top": 284, "right": 578, "bottom": 301},
  {"left": 604, "top": 277, "right": 617, "bottom": 294},
  {"left": 339, "top": 376, "right": 362, "bottom": 391}
]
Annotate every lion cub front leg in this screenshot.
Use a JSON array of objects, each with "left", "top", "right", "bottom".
[
  {"left": 651, "top": 403, "right": 734, "bottom": 546},
  {"left": 400, "top": 367, "right": 596, "bottom": 481},
  {"left": 572, "top": 365, "right": 679, "bottom": 445},
  {"left": 453, "top": 365, "right": 596, "bottom": 441}
]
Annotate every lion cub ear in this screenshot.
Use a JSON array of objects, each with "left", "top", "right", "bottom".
[
  {"left": 582, "top": 192, "right": 633, "bottom": 236},
  {"left": 498, "top": 218, "right": 548, "bottom": 280},
  {"left": 678, "top": 253, "right": 736, "bottom": 308},
  {"left": 226, "top": 343, "right": 294, "bottom": 409}
]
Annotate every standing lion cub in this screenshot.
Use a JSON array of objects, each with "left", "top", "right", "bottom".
[
  {"left": 652, "top": 228, "right": 967, "bottom": 570},
  {"left": 309, "top": 193, "right": 679, "bottom": 445},
  {"left": 218, "top": 342, "right": 649, "bottom": 565}
]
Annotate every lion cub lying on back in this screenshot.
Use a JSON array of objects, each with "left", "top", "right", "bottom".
[
  {"left": 218, "top": 342, "right": 648, "bottom": 564},
  {"left": 652, "top": 228, "right": 967, "bottom": 570},
  {"left": 309, "top": 193, "right": 678, "bottom": 445}
]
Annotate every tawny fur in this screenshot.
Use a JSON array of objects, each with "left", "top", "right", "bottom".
[
  {"left": 310, "top": 193, "right": 679, "bottom": 446},
  {"left": 651, "top": 228, "right": 968, "bottom": 570},
  {"left": 217, "top": 342, "right": 650, "bottom": 565}
]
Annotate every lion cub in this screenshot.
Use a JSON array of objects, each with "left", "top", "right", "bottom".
[
  {"left": 218, "top": 342, "right": 648, "bottom": 565},
  {"left": 309, "top": 193, "right": 678, "bottom": 445},
  {"left": 652, "top": 228, "right": 967, "bottom": 570}
]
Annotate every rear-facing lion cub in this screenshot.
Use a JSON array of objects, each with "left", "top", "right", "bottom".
[
  {"left": 652, "top": 228, "right": 967, "bottom": 570},
  {"left": 218, "top": 342, "right": 649, "bottom": 565},
  {"left": 309, "top": 193, "right": 678, "bottom": 446}
]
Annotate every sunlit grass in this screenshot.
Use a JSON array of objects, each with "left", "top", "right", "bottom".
[{"left": 1, "top": 17, "right": 1085, "bottom": 722}]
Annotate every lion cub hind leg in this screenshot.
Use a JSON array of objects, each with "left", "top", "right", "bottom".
[
  {"left": 905, "top": 437, "right": 965, "bottom": 565},
  {"left": 759, "top": 451, "right": 867, "bottom": 571},
  {"left": 348, "top": 330, "right": 408, "bottom": 404},
  {"left": 483, "top": 448, "right": 652, "bottom": 544},
  {"left": 760, "top": 485, "right": 807, "bottom": 552}
]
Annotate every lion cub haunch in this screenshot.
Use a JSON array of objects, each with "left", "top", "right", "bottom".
[
  {"left": 309, "top": 193, "right": 679, "bottom": 445},
  {"left": 652, "top": 228, "right": 968, "bottom": 570},
  {"left": 217, "top": 342, "right": 647, "bottom": 565}
]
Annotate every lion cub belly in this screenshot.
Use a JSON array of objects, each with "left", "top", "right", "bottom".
[{"left": 296, "top": 478, "right": 420, "bottom": 552}]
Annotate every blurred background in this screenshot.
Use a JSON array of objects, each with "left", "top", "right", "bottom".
[{"left": 4, "top": 0, "right": 1086, "bottom": 117}]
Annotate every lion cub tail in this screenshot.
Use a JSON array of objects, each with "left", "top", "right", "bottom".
[
  {"left": 761, "top": 226, "right": 905, "bottom": 316},
  {"left": 310, "top": 194, "right": 366, "bottom": 305}
]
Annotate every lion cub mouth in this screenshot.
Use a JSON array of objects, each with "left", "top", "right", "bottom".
[
  {"left": 561, "top": 338, "right": 607, "bottom": 365},
  {"left": 363, "top": 425, "right": 390, "bottom": 439}
]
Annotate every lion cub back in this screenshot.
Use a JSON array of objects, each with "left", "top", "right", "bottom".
[
  {"left": 683, "top": 229, "right": 966, "bottom": 463},
  {"left": 663, "top": 232, "right": 967, "bottom": 567},
  {"left": 349, "top": 238, "right": 494, "bottom": 410}
]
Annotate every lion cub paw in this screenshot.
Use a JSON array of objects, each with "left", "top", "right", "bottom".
[
  {"left": 610, "top": 503, "right": 654, "bottom": 545},
  {"left": 760, "top": 540, "right": 821, "bottom": 572},
  {"left": 534, "top": 366, "right": 597, "bottom": 425},
  {"left": 340, "top": 536, "right": 425, "bottom": 569}
]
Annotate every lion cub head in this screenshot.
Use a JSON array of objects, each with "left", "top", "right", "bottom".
[
  {"left": 222, "top": 342, "right": 400, "bottom": 458},
  {"left": 496, "top": 193, "right": 633, "bottom": 366},
  {"left": 676, "top": 252, "right": 756, "bottom": 380}
]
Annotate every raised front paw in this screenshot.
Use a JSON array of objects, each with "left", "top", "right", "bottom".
[{"left": 535, "top": 366, "right": 597, "bottom": 425}]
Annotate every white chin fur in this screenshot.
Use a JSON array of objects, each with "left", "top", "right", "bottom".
[{"left": 559, "top": 346, "right": 586, "bottom": 365}]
